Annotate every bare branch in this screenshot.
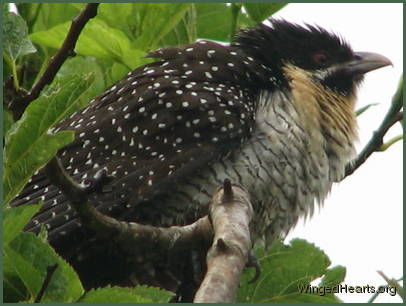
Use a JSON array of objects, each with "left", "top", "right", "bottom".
[
  {"left": 8, "top": 3, "right": 100, "bottom": 120},
  {"left": 194, "top": 181, "right": 253, "bottom": 303},
  {"left": 344, "top": 77, "right": 403, "bottom": 178}
]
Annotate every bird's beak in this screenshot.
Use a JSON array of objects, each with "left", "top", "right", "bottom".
[{"left": 344, "top": 51, "right": 393, "bottom": 75}]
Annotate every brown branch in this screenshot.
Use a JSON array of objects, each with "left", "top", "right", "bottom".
[
  {"left": 8, "top": 3, "right": 100, "bottom": 120},
  {"left": 44, "top": 157, "right": 213, "bottom": 254},
  {"left": 194, "top": 180, "right": 253, "bottom": 303},
  {"left": 46, "top": 157, "right": 254, "bottom": 301},
  {"left": 344, "top": 77, "right": 403, "bottom": 178}
]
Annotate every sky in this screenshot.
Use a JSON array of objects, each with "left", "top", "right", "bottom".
[{"left": 272, "top": 3, "right": 403, "bottom": 303}]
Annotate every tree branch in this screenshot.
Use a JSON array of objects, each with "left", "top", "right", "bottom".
[
  {"left": 8, "top": 3, "right": 100, "bottom": 120},
  {"left": 344, "top": 77, "right": 403, "bottom": 178},
  {"left": 194, "top": 179, "right": 253, "bottom": 303},
  {"left": 44, "top": 157, "right": 214, "bottom": 254},
  {"left": 46, "top": 156, "right": 255, "bottom": 301}
]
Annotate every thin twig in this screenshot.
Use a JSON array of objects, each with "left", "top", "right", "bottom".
[
  {"left": 377, "top": 271, "right": 404, "bottom": 300},
  {"left": 344, "top": 77, "right": 403, "bottom": 178},
  {"left": 34, "top": 263, "right": 59, "bottom": 303},
  {"left": 8, "top": 3, "right": 100, "bottom": 120},
  {"left": 367, "top": 272, "right": 403, "bottom": 304}
]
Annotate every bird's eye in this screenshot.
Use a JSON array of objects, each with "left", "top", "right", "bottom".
[{"left": 313, "top": 52, "right": 328, "bottom": 65}]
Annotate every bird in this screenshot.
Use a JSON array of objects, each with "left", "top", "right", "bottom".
[{"left": 11, "top": 19, "right": 391, "bottom": 291}]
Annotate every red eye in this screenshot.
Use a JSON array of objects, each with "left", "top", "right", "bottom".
[{"left": 313, "top": 52, "right": 328, "bottom": 64}]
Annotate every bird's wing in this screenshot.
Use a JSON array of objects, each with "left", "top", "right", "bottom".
[{"left": 11, "top": 40, "right": 261, "bottom": 239}]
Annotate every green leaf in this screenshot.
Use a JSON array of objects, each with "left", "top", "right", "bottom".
[
  {"left": 3, "top": 109, "right": 14, "bottom": 135},
  {"left": 107, "top": 62, "right": 133, "bottom": 85},
  {"left": 4, "top": 245, "right": 43, "bottom": 301},
  {"left": 195, "top": 3, "right": 233, "bottom": 42},
  {"left": 75, "top": 19, "right": 141, "bottom": 69},
  {"left": 55, "top": 56, "right": 106, "bottom": 98},
  {"left": 17, "top": 3, "right": 80, "bottom": 33},
  {"left": 355, "top": 103, "right": 379, "bottom": 116},
  {"left": 30, "top": 19, "right": 144, "bottom": 69},
  {"left": 6, "top": 232, "right": 84, "bottom": 302},
  {"left": 79, "top": 285, "right": 174, "bottom": 303},
  {"left": 243, "top": 3, "right": 287, "bottom": 23},
  {"left": 3, "top": 74, "right": 94, "bottom": 206},
  {"left": 194, "top": 3, "right": 252, "bottom": 43},
  {"left": 3, "top": 53, "right": 12, "bottom": 79},
  {"left": 97, "top": 3, "right": 136, "bottom": 39},
  {"left": 130, "top": 285, "right": 175, "bottom": 302},
  {"left": 159, "top": 5, "right": 197, "bottom": 46},
  {"left": 132, "top": 3, "right": 191, "bottom": 50},
  {"left": 378, "top": 135, "right": 403, "bottom": 151},
  {"left": 3, "top": 261, "right": 29, "bottom": 302},
  {"left": 3, "top": 204, "right": 43, "bottom": 246},
  {"left": 34, "top": 3, "right": 79, "bottom": 33},
  {"left": 3, "top": 11, "right": 37, "bottom": 62},
  {"left": 237, "top": 239, "right": 342, "bottom": 303},
  {"left": 319, "top": 265, "right": 346, "bottom": 287}
]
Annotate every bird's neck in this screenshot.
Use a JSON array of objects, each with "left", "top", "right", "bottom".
[{"left": 255, "top": 64, "right": 358, "bottom": 183}]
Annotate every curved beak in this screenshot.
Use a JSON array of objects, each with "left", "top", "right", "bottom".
[{"left": 344, "top": 51, "right": 393, "bottom": 75}]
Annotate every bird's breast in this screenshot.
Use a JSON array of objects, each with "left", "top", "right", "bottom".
[{"left": 158, "top": 86, "right": 356, "bottom": 245}]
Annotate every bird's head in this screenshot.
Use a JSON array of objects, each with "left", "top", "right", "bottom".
[
  {"left": 233, "top": 19, "right": 392, "bottom": 97},
  {"left": 234, "top": 19, "right": 392, "bottom": 177}
]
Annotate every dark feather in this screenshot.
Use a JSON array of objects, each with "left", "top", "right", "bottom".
[{"left": 13, "top": 40, "right": 261, "bottom": 241}]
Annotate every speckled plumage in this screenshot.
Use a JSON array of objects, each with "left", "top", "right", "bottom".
[{"left": 11, "top": 19, "right": 390, "bottom": 289}]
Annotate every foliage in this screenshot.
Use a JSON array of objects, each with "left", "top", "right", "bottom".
[
  {"left": 78, "top": 285, "right": 174, "bottom": 303},
  {"left": 3, "top": 204, "right": 175, "bottom": 303},
  {"left": 237, "top": 239, "right": 345, "bottom": 302},
  {"left": 3, "top": 74, "right": 93, "bottom": 206},
  {"left": 4, "top": 203, "right": 84, "bottom": 302}
]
